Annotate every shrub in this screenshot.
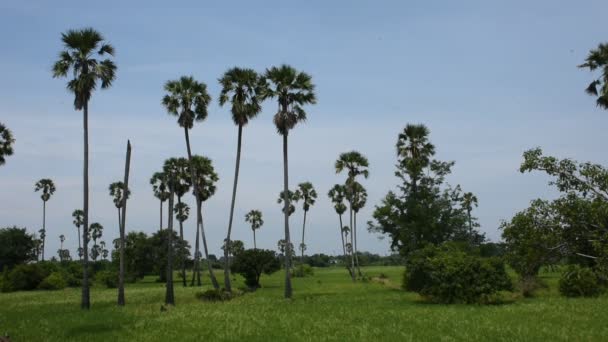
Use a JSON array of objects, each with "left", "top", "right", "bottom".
[
  {"left": 518, "top": 276, "right": 547, "bottom": 298},
  {"left": 4, "top": 264, "right": 48, "bottom": 292},
  {"left": 292, "top": 264, "right": 314, "bottom": 278},
  {"left": 403, "top": 245, "right": 513, "bottom": 304},
  {"left": 38, "top": 272, "right": 67, "bottom": 290},
  {"left": 95, "top": 270, "right": 118, "bottom": 288},
  {"left": 231, "top": 249, "right": 281, "bottom": 289},
  {"left": 195, "top": 289, "right": 232, "bottom": 302},
  {"left": 558, "top": 265, "right": 603, "bottom": 297}
]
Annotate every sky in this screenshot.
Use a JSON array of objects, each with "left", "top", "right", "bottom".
[{"left": 1, "top": 0, "right": 607, "bottom": 259}]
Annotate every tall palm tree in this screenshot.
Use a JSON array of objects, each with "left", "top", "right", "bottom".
[
  {"left": 263, "top": 65, "right": 316, "bottom": 298},
  {"left": 72, "top": 209, "right": 84, "bottom": 260},
  {"left": 109, "top": 181, "right": 130, "bottom": 236},
  {"left": 189, "top": 155, "right": 220, "bottom": 288},
  {"left": 162, "top": 158, "right": 179, "bottom": 305},
  {"left": 218, "top": 67, "right": 264, "bottom": 292},
  {"left": 100, "top": 241, "right": 108, "bottom": 260},
  {"left": 328, "top": 184, "right": 350, "bottom": 275},
  {"left": 0, "top": 122, "right": 15, "bottom": 166},
  {"left": 245, "top": 210, "right": 264, "bottom": 249},
  {"left": 335, "top": 151, "right": 369, "bottom": 280},
  {"left": 294, "top": 182, "right": 317, "bottom": 260},
  {"left": 461, "top": 192, "right": 479, "bottom": 241},
  {"left": 34, "top": 178, "right": 56, "bottom": 261},
  {"left": 162, "top": 76, "right": 211, "bottom": 290},
  {"left": 89, "top": 222, "right": 103, "bottom": 262},
  {"left": 174, "top": 201, "right": 190, "bottom": 287},
  {"left": 150, "top": 172, "right": 170, "bottom": 231},
  {"left": 579, "top": 42, "right": 608, "bottom": 109},
  {"left": 349, "top": 181, "right": 367, "bottom": 276},
  {"left": 52, "top": 28, "right": 116, "bottom": 310}
]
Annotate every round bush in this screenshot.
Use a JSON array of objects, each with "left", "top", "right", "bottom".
[
  {"left": 95, "top": 270, "right": 118, "bottom": 288},
  {"left": 38, "top": 272, "right": 67, "bottom": 290},
  {"left": 5, "top": 264, "right": 48, "bottom": 292},
  {"left": 292, "top": 264, "right": 314, "bottom": 278},
  {"left": 559, "top": 265, "right": 603, "bottom": 297}
]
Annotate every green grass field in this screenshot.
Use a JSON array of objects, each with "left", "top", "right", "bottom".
[{"left": 0, "top": 266, "right": 606, "bottom": 341}]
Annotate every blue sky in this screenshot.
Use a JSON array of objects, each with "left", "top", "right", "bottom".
[{"left": 1, "top": 0, "right": 607, "bottom": 258}]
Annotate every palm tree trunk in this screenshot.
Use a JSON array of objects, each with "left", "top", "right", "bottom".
[
  {"left": 301, "top": 210, "right": 307, "bottom": 262},
  {"left": 77, "top": 226, "right": 82, "bottom": 261},
  {"left": 81, "top": 101, "right": 90, "bottom": 310},
  {"left": 200, "top": 203, "right": 219, "bottom": 289},
  {"left": 165, "top": 190, "right": 175, "bottom": 305},
  {"left": 338, "top": 213, "right": 351, "bottom": 277},
  {"left": 42, "top": 201, "right": 46, "bottom": 261},
  {"left": 354, "top": 211, "right": 362, "bottom": 276},
  {"left": 118, "top": 140, "right": 131, "bottom": 306},
  {"left": 349, "top": 206, "right": 355, "bottom": 282},
  {"left": 224, "top": 124, "right": 243, "bottom": 293},
  {"left": 282, "top": 133, "right": 293, "bottom": 298},
  {"left": 191, "top": 205, "right": 202, "bottom": 287},
  {"left": 177, "top": 196, "right": 187, "bottom": 287},
  {"left": 160, "top": 200, "right": 163, "bottom": 231},
  {"left": 253, "top": 230, "right": 257, "bottom": 250}
]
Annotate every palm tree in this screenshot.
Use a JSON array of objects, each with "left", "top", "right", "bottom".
[
  {"left": 109, "top": 181, "right": 131, "bottom": 236},
  {"left": 349, "top": 181, "right": 367, "bottom": 276},
  {"left": 396, "top": 124, "right": 435, "bottom": 193},
  {"left": 579, "top": 42, "right": 608, "bottom": 109},
  {"left": 294, "top": 182, "right": 317, "bottom": 260},
  {"left": 277, "top": 190, "right": 297, "bottom": 216},
  {"left": 72, "top": 210, "right": 84, "bottom": 260},
  {"left": 52, "top": 28, "right": 116, "bottom": 310},
  {"left": 0, "top": 122, "right": 15, "bottom": 166},
  {"left": 461, "top": 192, "right": 479, "bottom": 241},
  {"left": 263, "top": 65, "right": 316, "bottom": 298},
  {"left": 189, "top": 155, "right": 220, "bottom": 288},
  {"left": 100, "top": 241, "right": 108, "bottom": 260},
  {"left": 174, "top": 201, "right": 190, "bottom": 287},
  {"left": 328, "top": 184, "right": 351, "bottom": 275},
  {"left": 150, "top": 172, "right": 170, "bottom": 231},
  {"left": 245, "top": 210, "right": 264, "bottom": 249},
  {"left": 218, "top": 67, "right": 264, "bottom": 292},
  {"left": 162, "top": 158, "right": 179, "bottom": 305},
  {"left": 336, "top": 151, "right": 369, "bottom": 280},
  {"left": 89, "top": 222, "right": 103, "bottom": 262},
  {"left": 59, "top": 234, "right": 65, "bottom": 250},
  {"left": 162, "top": 76, "right": 211, "bottom": 291},
  {"left": 34, "top": 178, "right": 56, "bottom": 261}
]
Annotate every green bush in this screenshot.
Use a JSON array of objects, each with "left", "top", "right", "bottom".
[
  {"left": 403, "top": 245, "right": 513, "bottom": 304},
  {"left": 292, "top": 264, "right": 314, "bottom": 278},
  {"left": 4, "top": 264, "right": 49, "bottom": 292},
  {"left": 231, "top": 249, "right": 281, "bottom": 289},
  {"left": 38, "top": 272, "right": 67, "bottom": 290},
  {"left": 195, "top": 289, "right": 232, "bottom": 302},
  {"left": 95, "top": 270, "right": 118, "bottom": 288},
  {"left": 558, "top": 265, "right": 603, "bottom": 297}
]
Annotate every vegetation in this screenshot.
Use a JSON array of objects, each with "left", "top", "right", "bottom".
[
  {"left": 0, "top": 122, "right": 14, "bottom": 166},
  {"left": 231, "top": 249, "right": 280, "bottom": 289},
  {"left": 0, "top": 227, "right": 36, "bottom": 271},
  {"left": 244, "top": 210, "right": 263, "bottom": 249},
  {"left": 559, "top": 265, "right": 604, "bottom": 297}
]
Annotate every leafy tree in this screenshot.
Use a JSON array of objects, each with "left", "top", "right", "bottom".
[
  {"left": 89, "top": 222, "right": 103, "bottom": 261},
  {"left": 263, "top": 65, "right": 316, "bottom": 298},
  {"left": 245, "top": 210, "right": 264, "bottom": 249},
  {"left": 111, "top": 232, "right": 154, "bottom": 280},
  {"left": 189, "top": 155, "right": 220, "bottom": 288},
  {"left": 0, "top": 122, "right": 15, "bottom": 166},
  {"left": 72, "top": 210, "right": 84, "bottom": 260},
  {"left": 219, "top": 67, "right": 264, "bottom": 293},
  {"left": 52, "top": 28, "right": 116, "bottom": 309},
  {"left": 34, "top": 178, "right": 56, "bottom": 261},
  {"left": 0, "top": 227, "right": 36, "bottom": 270},
  {"left": 148, "top": 229, "right": 191, "bottom": 284},
  {"left": 150, "top": 171, "right": 170, "bottom": 231},
  {"left": 294, "top": 182, "right": 317, "bottom": 260},
  {"left": 162, "top": 76, "right": 211, "bottom": 297},
  {"left": 369, "top": 124, "right": 481, "bottom": 257},
  {"left": 579, "top": 42, "right": 608, "bottom": 109},
  {"left": 328, "top": 184, "right": 350, "bottom": 273},
  {"left": 221, "top": 239, "right": 245, "bottom": 265},
  {"left": 231, "top": 249, "right": 280, "bottom": 289}
]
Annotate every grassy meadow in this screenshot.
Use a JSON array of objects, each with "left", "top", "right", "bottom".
[{"left": 0, "top": 266, "right": 606, "bottom": 341}]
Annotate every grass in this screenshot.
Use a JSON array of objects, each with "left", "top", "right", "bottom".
[{"left": 0, "top": 266, "right": 606, "bottom": 341}]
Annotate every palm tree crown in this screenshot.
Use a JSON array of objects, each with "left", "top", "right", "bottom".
[
  {"left": 0, "top": 122, "right": 15, "bottom": 166},
  {"left": 263, "top": 65, "right": 316, "bottom": 135},
  {"left": 52, "top": 28, "right": 116, "bottom": 110},
  {"left": 294, "top": 182, "right": 317, "bottom": 211},
  {"left": 72, "top": 209, "right": 84, "bottom": 227},
  {"left": 396, "top": 124, "right": 435, "bottom": 165},
  {"left": 35, "top": 179, "right": 56, "bottom": 202},
  {"left": 162, "top": 76, "right": 211, "bottom": 129},
  {"left": 579, "top": 42, "right": 608, "bottom": 109},
  {"left": 277, "top": 190, "right": 297, "bottom": 215},
  {"left": 245, "top": 210, "right": 264, "bottom": 230},
  {"left": 190, "top": 155, "right": 219, "bottom": 202},
  {"left": 462, "top": 192, "right": 479, "bottom": 212},
  {"left": 328, "top": 184, "right": 348, "bottom": 215},
  {"left": 150, "top": 172, "right": 170, "bottom": 202},
  {"left": 219, "top": 67, "right": 264, "bottom": 126},
  {"left": 109, "top": 181, "right": 131, "bottom": 208},
  {"left": 174, "top": 202, "right": 190, "bottom": 222},
  {"left": 335, "top": 151, "right": 370, "bottom": 180}
]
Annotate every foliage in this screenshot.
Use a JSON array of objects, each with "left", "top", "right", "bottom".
[
  {"left": 149, "top": 230, "right": 190, "bottom": 282},
  {"left": 218, "top": 67, "right": 264, "bottom": 126},
  {"left": 95, "top": 270, "right": 118, "bottom": 289},
  {"left": 3, "top": 264, "right": 48, "bottom": 292},
  {"left": 111, "top": 231, "right": 155, "bottom": 281},
  {"left": 0, "top": 122, "right": 15, "bottom": 166},
  {"left": 369, "top": 124, "right": 484, "bottom": 256},
  {"left": 108, "top": 181, "right": 130, "bottom": 208},
  {"left": 403, "top": 245, "right": 512, "bottom": 304},
  {"left": 38, "top": 272, "right": 67, "bottom": 290},
  {"left": 195, "top": 289, "right": 233, "bottom": 302},
  {"left": 231, "top": 249, "right": 281, "bottom": 289},
  {"left": 162, "top": 76, "right": 211, "bottom": 130},
  {"left": 578, "top": 42, "right": 608, "bottom": 109},
  {"left": 0, "top": 226, "right": 37, "bottom": 270},
  {"left": 558, "top": 265, "right": 604, "bottom": 297},
  {"left": 292, "top": 264, "right": 314, "bottom": 278},
  {"left": 277, "top": 189, "right": 297, "bottom": 216},
  {"left": 245, "top": 210, "right": 264, "bottom": 232}
]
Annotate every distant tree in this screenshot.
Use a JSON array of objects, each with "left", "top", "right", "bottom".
[
  {"left": 52, "top": 27, "right": 116, "bottom": 310},
  {"left": 219, "top": 67, "right": 264, "bottom": 293},
  {"left": 0, "top": 227, "right": 36, "bottom": 270},
  {"left": 461, "top": 192, "right": 479, "bottom": 243},
  {"left": 263, "top": 65, "right": 316, "bottom": 298},
  {"left": 72, "top": 210, "right": 84, "bottom": 260},
  {"left": 0, "top": 122, "right": 15, "bottom": 166},
  {"left": 149, "top": 229, "right": 191, "bottom": 284},
  {"left": 174, "top": 201, "right": 190, "bottom": 287},
  {"left": 150, "top": 171, "right": 170, "bottom": 231},
  {"left": 231, "top": 249, "right": 280, "bottom": 289},
  {"left": 245, "top": 210, "right": 264, "bottom": 249},
  {"left": 221, "top": 239, "right": 245, "bottom": 266},
  {"left": 100, "top": 241, "right": 109, "bottom": 261},
  {"left": 89, "top": 222, "right": 103, "bottom": 261},
  {"left": 34, "top": 178, "right": 56, "bottom": 261},
  {"left": 161, "top": 158, "right": 180, "bottom": 305},
  {"left": 579, "top": 42, "right": 608, "bottom": 109},
  {"left": 293, "top": 182, "right": 317, "bottom": 261},
  {"left": 328, "top": 184, "right": 351, "bottom": 274},
  {"left": 109, "top": 181, "right": 131, "bottom": 233},
  {"left": 277, "top": 190, "right": 297, "bottom": 216},
  {"left": 348, "top": 181, "right": 367, "bottom": 276}
]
